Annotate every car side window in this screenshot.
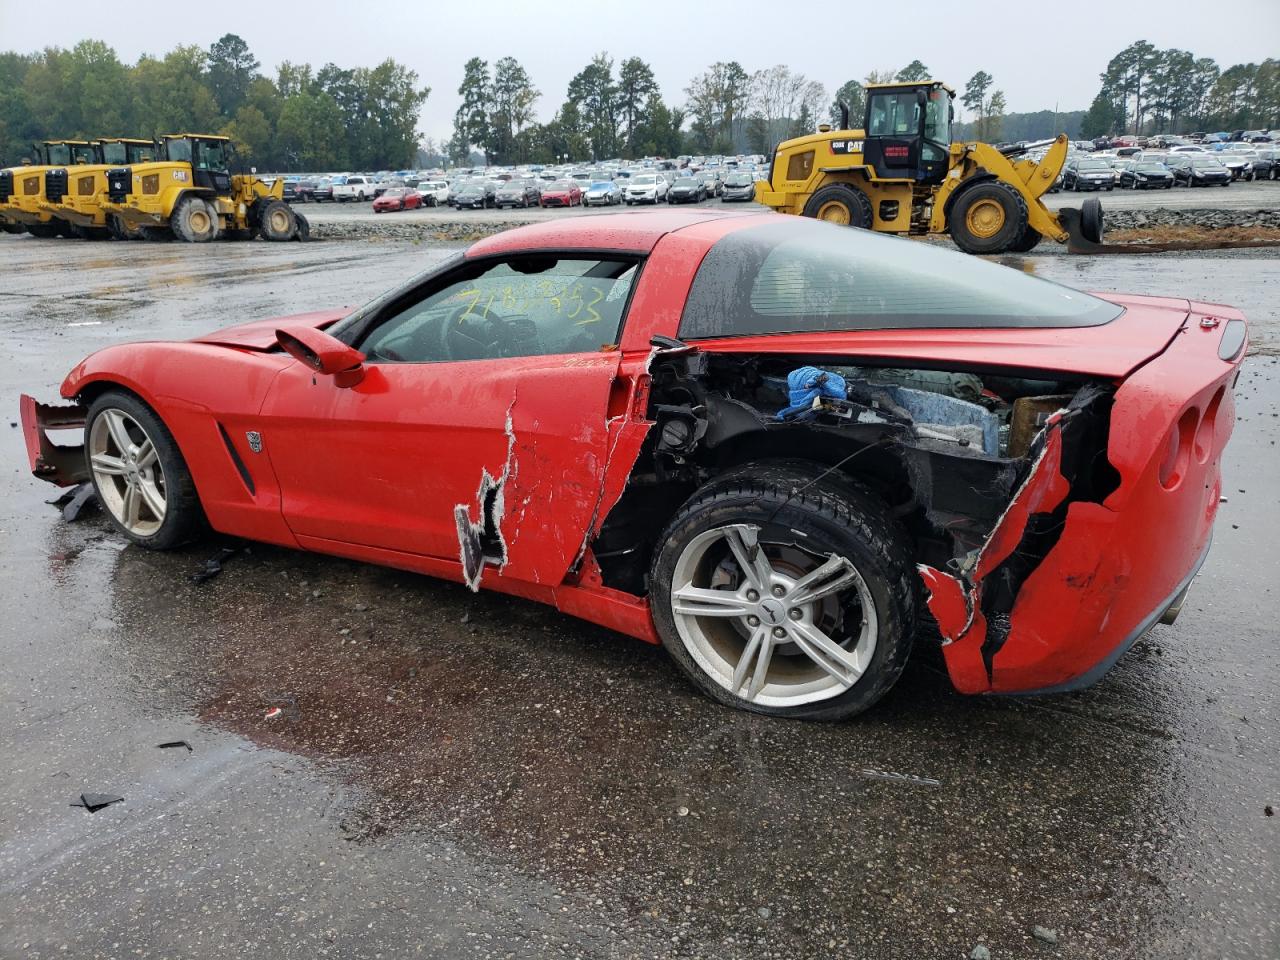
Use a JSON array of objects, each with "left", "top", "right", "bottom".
[{"left": 357, "top": 257, "right": 639, "bottom": 364}]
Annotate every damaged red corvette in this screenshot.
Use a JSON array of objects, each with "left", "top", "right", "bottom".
[{"left": 21, "top": 211, "right": 1247, "bottom": 719}]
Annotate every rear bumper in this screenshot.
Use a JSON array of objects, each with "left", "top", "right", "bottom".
[
  {"left": 19, "top": 395, "right": 88, "bottom": 486},
  {"left": 928, "top": 302, "right": 1246, "bottom": 695}
]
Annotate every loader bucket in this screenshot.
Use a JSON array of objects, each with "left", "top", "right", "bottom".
[{"left": 1060, "top": 199, "right": 1280, "bottom": 255}]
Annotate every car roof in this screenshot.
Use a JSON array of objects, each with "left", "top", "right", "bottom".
[{"left": 466, "top": 209, "right": 765, "bottom": 257}]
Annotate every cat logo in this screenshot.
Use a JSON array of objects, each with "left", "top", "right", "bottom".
[
  {"left": 173, "top": 170, "right": 189, "bottom": 181},
  {"left": 246, "top": 431, "right": 263, "bottom": 453}
]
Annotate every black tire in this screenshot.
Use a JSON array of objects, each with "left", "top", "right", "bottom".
[
  {"left": 1079, "top": 197, "right": 1104, "bottom": 244},
  {"left": 650, "top": 461, "right": 917, "bottom": 721},
  {"left": 949, "top": 180, "right": 1028, "bottom": 254},
  {"left": 140, "top": 226, "right": 171, "bottom": 241},
  {"left": 0, "top": 222, "right": 26, "bottom": 235},
  {"left": 26, "top": 223, "right": 61, "bottom": 239},
  {"left": 293, "top": 212, "right": 310, "bottom": 241},
  {"left": 84, "top": 390, "right": 205, "bottom": 550},
  {"left": 172, "top": 195, "right": 217, "bottom": 242},
  {"left": 70, "top": 224, "right": 111, "bottom": 241},
  {"left": 1008, "top": 224, "right": 1043, "bottom": 253},
  {"left": 258, "top": 199, "right": 296, "bottom": 241},
  {"left": 801, "top": 183, "right": 873, "bottom": 229}
]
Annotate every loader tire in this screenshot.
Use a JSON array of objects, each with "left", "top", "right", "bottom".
[
  {"left": 1, "top": 222, "right": 27, "bottom": 235},
  {"left": 950, "top": 181, "right": 1028, "bottom": 254},
  {"left": 1079, "top": 198, "right": 1104, "bottom": 245},
  {"left": 172, "top": 195, "right": 217, "bottom": 242},
  {"left": 26, "top": 223, "right": 61, "bottom": 239},
  {"left": 292, "top": 212, "right": 310, "bottom": 241},
  {"left": 258, "top": 199, "right": 297, "bottom": 241},
  {"left": 108, "top": 215, "right": 143, "bottom": 240},
  {"left": 1008, "top": 224, "right": 1043, "bottom": 253},
  {"left": 802, "top": 183, "right": 873, "bottom": 228},
  {"left": 141, "top": 227, "right": 172, "bottom": 242}
]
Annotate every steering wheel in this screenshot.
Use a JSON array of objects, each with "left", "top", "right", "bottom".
[{"left": 437, "top": 302, "right": 539, "bottom": 361}]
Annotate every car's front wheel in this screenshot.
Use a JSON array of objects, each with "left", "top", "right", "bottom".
[
  {"left": 650, "top": 462, "right": 916, "bottom": 720},
  {"left": 85, "top": 391, "right": 204, "bottom": 549}
]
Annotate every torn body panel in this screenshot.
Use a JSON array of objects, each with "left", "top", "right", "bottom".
[{"left": 19, "top": 395, "right": 88, "bottom": 486}]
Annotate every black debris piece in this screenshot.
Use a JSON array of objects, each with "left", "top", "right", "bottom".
[
  {"left": 71, "top": 792, "right": 123, "bottom": 813},
  {"left": 48, "top": 482, "right": 99, "bottom": 521},
  {"left": 191, "top": 546, "right": 241, "bottom": 584},
  {"left": 157, "top": 740, "right": 193, "bottom": 752}
]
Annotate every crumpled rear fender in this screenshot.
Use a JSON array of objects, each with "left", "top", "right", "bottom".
[{"left": 923, "top": 305, "right": 1244, "bottom": 695}]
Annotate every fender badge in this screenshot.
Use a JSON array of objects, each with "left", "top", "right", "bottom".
[
  {"left": 1200, "top": 316, "right": 1221, "bottom": 329},
  {"left": 246, "top": 431, "right": 263, "bottom": 453}
]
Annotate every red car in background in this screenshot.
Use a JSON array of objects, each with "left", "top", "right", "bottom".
[
  {"left": 19, "top": 211, "right": 1246, "bottom": 720},
  {"left": 539, "top": 179, "right": 582, "bottom": 208},
  {"left": 372, "top": 188, "right": 423, "bottom": 213}
]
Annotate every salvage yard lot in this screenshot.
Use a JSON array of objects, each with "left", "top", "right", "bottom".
[{"left": 1, "top": 235, "right": 1277, "bottom": 959}]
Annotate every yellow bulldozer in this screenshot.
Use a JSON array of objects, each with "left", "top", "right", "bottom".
[
  {"left": 0, "top": 140, "right": 101, "bottom": 238},
  {"left": 755, "top": 80, "right": 1103, "bottom": 255},
  {"left": 100, "top": 133, "right": 307, "bottom": 242},
  {"left": 40, "top": 138, "right": 158, "bottom": 239}
]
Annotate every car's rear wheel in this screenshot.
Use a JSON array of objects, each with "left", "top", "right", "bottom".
[
  {"left": 85, "top": 391, "right": 204, "bottom": 549},
  {"left": 650, "top": 462, "right": 916, "bottom": 720}
]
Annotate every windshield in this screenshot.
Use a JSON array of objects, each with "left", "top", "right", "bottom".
[
  {"left": 725, "top": 174, "right": 752, "bottom": 186},
  {"left": 166, "top": 138, "right": 192, "bottom": 163},
  {"left": 45, "top": 144, "right": 71, "bottom": 165},
  {"left": 551, "top": 180, "right": 574, "bottom": 189},
  {"left": 867, "top": 92, "right": 920, "bottom": 137},
  {"left": 384, "top": 188, "right": 405, "bottom": 197},
  {"left": 633, "top": 175, "right": 657, "bottom": 184},
  {"left": 589, "top": 181, "right": 612, "bottom": 188},
  {"left": 674, "top": 178, "right": 697, "bottom": 186},
  {"left": 1136, "top": 163, "right": 1167, "bottom": 173},
  {"left": 1079, "top": 161, "right": 1110, "bottom": 171},
  {"left": 101, "top": 142, "right": 127, "bottom": 165},
  {"left": 924, "top": 88, "right": 950, "bottom": 143},
  {"left": 1192, "top": 157, "right": 1224, "bottom": 168},
  {"left": 678, "top": 219, "right": 1123, "bottom": 338}
]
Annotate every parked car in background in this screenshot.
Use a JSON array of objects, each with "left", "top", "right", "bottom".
[
  {"left": 539, "top": 180, "right": 582, "bottom": 208},
  {"left": 372, "top": 187, "right": 423, "bottom": 213},
  {"left": 312, "top": 177, "right": 335, "bottom": 202},
  {"left": 625, "top": 173, "right": 669, "bottom": 204},
  {"left": 1119, "top": 160, "right": 1173, "bottom": 189},
  {"left": 1165, "top": 154, "right": 1232, "bottom": 187},
  {"left": 584, "top": 180, "right": 622, "bottom": 206},
  {"left": 699, "top": 170, "right": 722, "bottom": 197},
  {"left": 496, "top": 180, "right": 541, "bottom": 209},
  {"left": 453, "top": 182, "right": 495, "bottom": 209},
  {"left": 417, "top": 180, "right": 450, "bottom": 206},
  {"left": 667, "top": 177, "right": 706, "bottom": 204},
  {"left": 373, "top": 179, "right": 406, "bottom": 198},
  {"left": 1063, "top": 158, "right": 1115, "bottom": 191},
  {"left": 333, "top": 175, "right": 375, "bottom": 202},
  {"left": 281, "top": 179, "right": 300, "bottom": 203},
  {"left": 1217, "top": 152, "right": 1255, "bottom": 180},
  {"left": 721, "top": 172, "right": 756, "bottom": 202},
  {"left": 1252, "top": 148, "right": 1277, "bottom": 180}
]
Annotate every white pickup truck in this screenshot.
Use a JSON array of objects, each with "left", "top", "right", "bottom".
[{"left": 331, "top": 174, "right": 375, "bottom": 202}]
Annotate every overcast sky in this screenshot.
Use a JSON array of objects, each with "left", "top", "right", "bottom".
[{"left": 3, "top": 0, "right": 1277, "bottom": 141}]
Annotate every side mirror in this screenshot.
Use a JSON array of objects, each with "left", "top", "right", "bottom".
[{"left": 276, "top": 325, "right": 366, "bottom": 388}]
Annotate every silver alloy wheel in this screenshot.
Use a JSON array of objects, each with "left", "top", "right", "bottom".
[
  {"left": 669, "top": 524, "right": 878, "bottom": 708},
  {"left": 89, "top": 408, "right": 166, "bottom": 536}
]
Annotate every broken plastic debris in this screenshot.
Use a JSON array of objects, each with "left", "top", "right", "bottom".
[
  {"left": 191, "top": 546, "right": 241, "bottom": 584},
  {"left": 157, "top": 740, "right": 193, "bottom": 752},
  {"left": 264, "top": 706, "right": 283, "bottom": 720},
  {"left": 860, "top": 767, "right": 942, "bottom": 787},
  {"left": 48, "top": 482, "right": 99, "bottom": 521},
  {"left": 71, "top": 792, "right": 123, "bottom": 812}
]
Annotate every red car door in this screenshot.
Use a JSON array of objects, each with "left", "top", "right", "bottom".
[{"left": 258, "top": 254, "right": 640, "bottom": 588}]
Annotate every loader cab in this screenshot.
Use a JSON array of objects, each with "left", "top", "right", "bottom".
[
  {"left": 161, "top": 135, "right": 233, "bottom": 193},
  {"left": 862, "top": 82, "right": 954, "bottom": 185},
  {"left": 41, "top": 141, "right": 102, "bottom": 166},
  {"left": 100, "top": 139, "right": 156, "bottom": 166}
]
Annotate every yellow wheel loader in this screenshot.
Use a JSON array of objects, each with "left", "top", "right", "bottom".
[
  {"left": 40, "top": 138, "right": 157, "bottom": 240},
  {"left": 100, "top": 134, "right": 307, "bottom": 242},
  {"left": 755, "top": 81, "right": 1104, "bottom": 255},
  {"left": 0, "top": 141, "right": 101, "bottom": 238}
]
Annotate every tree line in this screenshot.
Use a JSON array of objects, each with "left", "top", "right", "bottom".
[
  {"left": 0, "top": 36, "right": 429, "bottom": 170},
  {"left": 1083, "top": 42, "right": 1278, "bottom": 137}
]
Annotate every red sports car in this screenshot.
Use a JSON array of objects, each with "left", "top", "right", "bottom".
[
  {"left": 539, "top": 180, "right": 582, "bottom": 208},
  {"left": 372, "top": 188, "right": 423, "bottom": 213},
  {"left": 20, "top": 211, "right": 1246, "bottom": 719}
]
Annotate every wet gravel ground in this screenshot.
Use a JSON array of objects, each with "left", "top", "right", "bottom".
[{"left": 1, "top": 236, "right": 1277, "bottom": 959}]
